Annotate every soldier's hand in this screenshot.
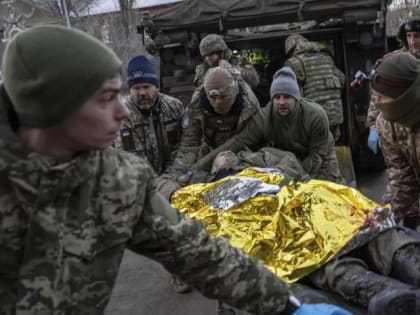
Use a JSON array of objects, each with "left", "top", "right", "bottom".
[
  {"left": 367, "top": 127, "right": 380, "bottom": 154},
  {"left": 177, "top": 169, "right": 193, "bottom": 184},
  {"left": 292, "top": 303, "right": 352, "bottom": 315}
]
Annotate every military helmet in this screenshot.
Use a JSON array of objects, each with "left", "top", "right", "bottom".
[
  {"left": 199, "top": 34, "right": 229, "bottom": 56},
  {"left": 285, "top": 34, "right": 308, "bottom": 56},
  {"left": 396, "top": 14, "right": 420, "bottom": 49}
]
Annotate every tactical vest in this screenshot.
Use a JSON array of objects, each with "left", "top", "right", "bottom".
[
  {"left": 298, "top": 53, "right": 342, "bottom": 104},
  {"left": 199, "top": 88, "right": 243, "bottom": 148}
]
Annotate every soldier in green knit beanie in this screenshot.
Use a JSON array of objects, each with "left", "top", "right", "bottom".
[
  {"left": 0, "top": 25, "right": 354, "bottom": 315},
  {"left": 372, "top": 52, "right": 420, "bottom": 230}
]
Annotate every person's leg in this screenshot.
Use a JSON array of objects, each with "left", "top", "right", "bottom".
[
  {"left": 365, "top": 228, "right": 420, "bottom": 287},
  {"left": 309, "top": 256, "right": 411, "bottom": 308}
]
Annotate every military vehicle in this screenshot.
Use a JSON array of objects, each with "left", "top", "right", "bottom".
[
  {"left": 138, "top": 0, "right": 396, "bottom": 186},
  {"left": 135, "top": 2, "right": 405, "bottom": 312}
]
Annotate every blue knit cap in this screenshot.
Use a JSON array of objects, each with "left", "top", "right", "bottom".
[
  {"left": 127, "top": 55, "right": 159, "bottom": 88},
  {"left": 270, "top": 66, "right": 301, "bottom": 100}
]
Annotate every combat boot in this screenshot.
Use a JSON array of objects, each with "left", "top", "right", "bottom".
[
  {"left": 392, "top": 243, "right": 420, "bottom": 287},
  {"left": 368, "top": 288, "right": 420, "bottom": 315},
  {"left": 309, "top": 258, "right": 414, "bottom": 307}
]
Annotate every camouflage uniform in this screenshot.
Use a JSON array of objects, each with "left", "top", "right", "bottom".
[
  {"left": 376, "top": 113, "right": 420, "bottom": 229},
  {"left": 114, "top": 92, "right": 184, "bottom": 175},
  {"left": 195, "top": 61, "right": 260, "bottom": 90},
  {"left": 172, "top": 80, "right": 260, "bottom": 172},
  {"left": 194, "top": 34, "right": 260, "bottom": 89},
  {"left": 193, "top": 98, "right": 344, "bottom": 183},
  {"left": 0, "top": 98, "right": 294, "bottom": 315},
  {"left": 284, "top": 35, "right": 345, "bottom": 140}
]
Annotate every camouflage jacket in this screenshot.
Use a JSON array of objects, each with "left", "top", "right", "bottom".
[
  {"left": 0, "top": 99, "right": 291, "bottom": 314},
  {"left": 114, "top": 93, "right": 184, "bottom": 175},
  {"left": 194, "top": 60, "right": 260, "bottom": 89},
  {"left": 376, "top": 113, "right": 420, "bottom": 220},
  {"left": 285, "top": 41, "right": 345, "bottom": 126},
  {"left": 193, "top": 98, "right": 334, "bottom": 178},
  {"left": 171, "top": 81, "right": 261, "bottom": 172}
]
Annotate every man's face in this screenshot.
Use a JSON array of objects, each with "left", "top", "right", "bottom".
[
  {"left": 272, "top": 94, "right": 297, "bottom": 116},
  {"left": 59, "top": 75, "right": 129, "bottom": 150},
  {"left": 371, "top": 89, "right": 395, "bottom": 104},
  {"left": 204, "top": 52, "right": 221, "bottom": 67},
  {"left": 406, "top": 32, "right": 420, "bottom": 54},
  {"left": 129, "top": 82, "right": 158, "bottom": 109},
  {"left": 207, "top": 93, "right": 236, "bottom": 115}
]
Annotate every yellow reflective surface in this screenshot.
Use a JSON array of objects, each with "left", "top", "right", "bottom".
[{"left": 171, "top": 168, "right": 379, "bottom": 283}]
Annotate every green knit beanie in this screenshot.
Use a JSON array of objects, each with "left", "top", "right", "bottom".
[
  {"left": 371, "top": 52, "right": 418, "bottom": 99},
  {"left": 2, "top": 25, "right": 122, "bottom": 127},
  {"left": 372, "top": 53, "right": 420, "bottom": 127}
]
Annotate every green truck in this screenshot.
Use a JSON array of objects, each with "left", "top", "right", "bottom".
[
  {"left": 138, "top": 0, "right": 394, "bottom": 187},
  {"left": 136, "top": 2, "right": 403, "bottom": 312}
]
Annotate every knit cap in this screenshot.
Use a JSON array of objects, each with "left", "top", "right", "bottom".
[
  {"left": 127, "top": 55, "right": 159, "bottom": 88},
  {"left": 203, "top": 67, "right": 238, "bottom": 97},
  {"left": 270, "top": 67, "right": 301, "bottom": 100},
  {"left": 2, "top": 25, "right": 122, "bottom": 127},
  {"left": 371, "top": 52, "right": 418, "bottom": 99}
]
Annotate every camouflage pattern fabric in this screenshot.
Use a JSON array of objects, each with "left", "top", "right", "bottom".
[
  {"left": 192, "top": 98, "right": 344, "bottom": 184},
  {"left": 0, "top": 99, "right": 292, "bottom": 314},
  {"left": 285, "top": 39, "right": 345, "bottom": 133},
  {"left": 366, "top": 94, "right": 381, "bottom": 128},
  {"left": 157, "top": 78, "right": 260, "bottom": 200},
  {"left": 114, "top": 92, "right": 184, "bottom": 175},
  {"left": 194, "top": 61, "right": 260, "bottom": 89},
  {"left": 237, "top": 63, "right": 260, "bottom": 89},
  {"left": 376, "top": 112, "right": 420, "bottom": 226},
  {"left": 171, "top": 79, "right": 260, "bottom": 173}
]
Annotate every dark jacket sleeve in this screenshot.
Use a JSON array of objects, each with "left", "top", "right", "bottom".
[
  {"left": 301, "top": 106, "right": 330, "bottom": 176},
  {"left": 170, "top": 96, "right": 204, "bottom": 173}
]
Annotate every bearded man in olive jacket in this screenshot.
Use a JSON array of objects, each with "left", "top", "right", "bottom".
[{"left": 193, "top": 66, "right": 344, "bottom": 184}]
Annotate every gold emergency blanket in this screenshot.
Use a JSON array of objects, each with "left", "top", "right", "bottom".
[{"left": 171, "top": 167, "right": 379, "bottom": 283}]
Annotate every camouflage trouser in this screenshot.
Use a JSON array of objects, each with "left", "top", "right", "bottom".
[
  {"left": 308, "top": 228, "right": 420, "bottom": 307},
  {"left": 317, "top": 145, "right": 346, "bottom": 184}
]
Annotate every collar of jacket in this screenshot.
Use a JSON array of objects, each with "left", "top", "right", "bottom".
[{"left": 377, "top": 72, "right": 420, "bottom": 128}]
